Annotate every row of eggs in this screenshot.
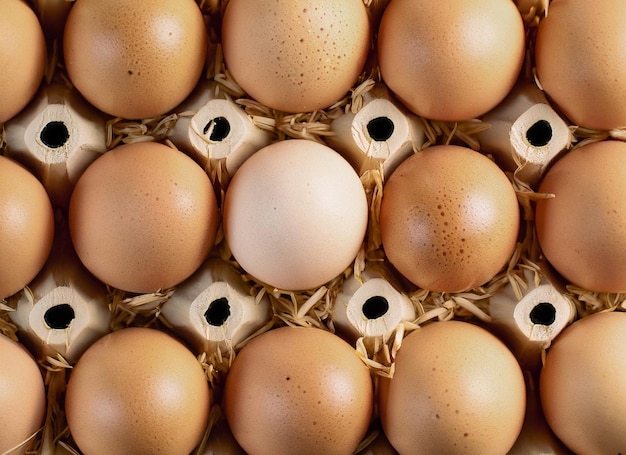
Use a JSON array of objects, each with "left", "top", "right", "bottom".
[
  {"left": 3, "top": 275, "right": 626, "bottom": 455},
  {"left": 7, "top": 0, "right": 626, "bottom": 127},
  {"left": 2, "top": 0, "right": 626, "bottom": 453}
]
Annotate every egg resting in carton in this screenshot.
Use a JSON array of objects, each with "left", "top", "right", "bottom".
[{"left": 1, "top": 0, "right": 626, "bottom": 453}]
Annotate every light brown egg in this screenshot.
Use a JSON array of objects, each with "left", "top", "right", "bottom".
[
  {"left": 0, "top": 0, "right": 46, "bottom": 124},
  {"left": 379, "top": 145, "right": 520, "bottom": 292},
  {"left": 221, "top": 0, "right": 370, "bottom": 113},
  {"left": 223, "top": 139, "right": 368, "bottom": 291},
  {"left": 540, "top": 311, "right": 626, "bottom": 454},
  {"left": 65, "top": 327, "right": 211, "bottom": 455},
  {"left": 0, "top": 155, "right": 55, "bottom": 300},
  {"left": 535, "top": 140, "right": 626, "bottom": 292},
  {"left": 0, "top": 334, "right": 46, "bottom": 455},
  {"left": 377, "top": 0, "right": 525, "bottom": 121},
  {"left": 63, "top": 0, "right": 208, "bottom": 119},
  {"left": 223, "top": 326, "right": 373, "bottom": 455},
  {"left": 535, "top": 0, "right": 626, "bottom": 130},
  {"left": 68, "top": 141, "right": 219, "bottom": 294},
  {"left": 379, "top": 320, "right": 526, "bottom": 455}
]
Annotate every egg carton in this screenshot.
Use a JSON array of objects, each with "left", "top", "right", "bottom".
[{"left": 1, "top": 0, "right": 625, "bottom": 454}]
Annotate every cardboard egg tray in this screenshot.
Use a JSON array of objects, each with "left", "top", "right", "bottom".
[{"left": 1, "top": 0, "right": 623, "bottom": 453}]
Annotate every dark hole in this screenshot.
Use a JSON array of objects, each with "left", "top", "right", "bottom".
[
  {"left": 40, "top": 121, "right": 70, "bottom": 149},
  {"left": 43, "top": 304, "right": 75, "bottom": 330},
  {"left": 367, "top": 116, "right": 395, "bottom": 141},
  {"left": 526, "top": 119, "right": 552, "bottom": 147},
  {"left": 529, "top": 302, "right": 556, "bottom": 326},
  {"left": 204, "top": 297, "right": 231, "bottom": 326},
  {"left": 203, "top": 116, "right": 231, "bottom": 142},
  {"left": 362, "top": 296, "right": 389, "bottom": 320}
]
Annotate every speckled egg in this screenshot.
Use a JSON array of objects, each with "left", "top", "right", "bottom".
[
  {"left": 65, "top": 327, "right": 211, "bottom": 455},
  {"left": 377, "top": 0, "right": 525, "bottom": 121},
  {"left": 540, "top": 311, "right": 626, "bottom": 454},
  {"left": 380, "top": 145, "right": 520, "bottom": 292},
  {"left": 379, "top": 320, "right": 526, "bottom": 454},
  {"left": 221, "top": 0, "right": 370, "bottom": 113},
  {"left": 535, "top": 140, "right": 626, "bottom": 293},
  {"left": 535, "top": 0, "right": 626, "bottom": 130},
  {"left": 223, "top": 326, "right": 373, "bottom": 455},
  {"left": 63, "top": 0, "right": 208, "bottom": 119},
  {"left": 68, "top": 141, "right": 219, "bottom": 294}
]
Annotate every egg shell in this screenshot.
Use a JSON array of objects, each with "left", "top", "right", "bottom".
[
  {"left": 0, "top": 334, "right": 47, "bottom": 455},
  {"left": 535, "top": 0, "right": 626, "bottom": 130},
  {"left": 0, "top": 0, "right": 46, "bottom": 124},
  {"left": 223, "top": 326, "right": 374, "bottom": 455},
  {"left": 68, "top": 141, "right": 219, "bottom": 294},
  {"left": 223, "top": 139, "right": 368, "bottom": 291},
  {"left": 540, "top": 311, "right": 626, "bottom": 454},
  {"left": 65, "top": 327, "right": 211, "bottom": 455},
  {"left": 379, "top": 320, "right": 526, "bottom": 455},
  {"left": 379, "top": 145, "right": 520, "bottom": 292},
  {"left": 0, "top": 155, "right": 55, "bottom": 300},
  {"left": 221, "top": 0, "right": 370, "bottom": 113},
  {"left": 377, "top": 0, "right": 525, "bottom": 121},
  {"left": 63, "top": 0, "right": 208, "bottom": 119},
  {"left": 535, "top": 140, "right": 626, "bottom": 293}
]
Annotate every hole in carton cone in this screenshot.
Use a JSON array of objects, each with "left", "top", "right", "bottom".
[
  {"left": 529, "top": 301, "right": 557, "bottom": 326},
  {"left": 367, "top": 116, "right": 395, "bottom": 142},
  {"left": 40, "top": 121, "right": 70, "bottom": 149},
  {"left": 44, "top": 303, "right": 76, "bottom": 330},
  {"left": 204, "top": 297, "right": 231, "bottom": 326},
  {"left": 525, "top": 119, "right": 552, "bottom": 147},
  {"left": 203, "top": 116, "right": 231, "bottom": 142},
  {"left": 362, "top": 296, "right": 390, "bottom": 320}
]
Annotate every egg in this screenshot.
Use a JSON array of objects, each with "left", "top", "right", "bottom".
[
  {"left": 540, "top": 311, "right": 626, "bottom": 454},
  {"left": 379, "top": 145, "right": 520, "bottom": 292},
  {"left": 63, "top": 0, "right": 208, "bottom": 119},
  {"left": 65, "top": 327, "right": 211, "bottom": 455},
  {"left": 68, "top": 141, "right": 219, "bottom": 294},
  {"left": 223, "top": 326, "right": 373, "bottom": 455},
  {"left": 0, "top": 334, "right": 47, "bottom": 455},
  {"left": 0, "top": 0, "right": 46, "bottom": 123},
  {"left": 377, "top": 0, "right": 525, "bottom": 121},
  {"left": 223, "top": 139, "right": 368, "bottom": 291},
  {"left": 0, "top": 155, "right": 55, "bottom": 300},
  {"left": 535, "top": 0, "right": 626, "bottom": 130},
  {"left": 535, "top": 140, "right": 626, "bottom": 293},
  {"left": 379, "top": 320, "right": 526, "bottom": 454},
  {"left": 221, "top": 0, "right": 370, "bottom": 113}
]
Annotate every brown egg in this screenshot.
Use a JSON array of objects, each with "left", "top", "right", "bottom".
[
  {"left": 379, "top": 321, "right": 526, "bottom": 454},
  {"left": 0, "top": 334, "right": 46, "bottom": 455},
  {"left": 377, "top": 0, "right": 525, "bottom": 121},
  {"left": 540, "top": 311, "right": 626, "bottom": 454},
  {"left": 223, "top": 139, "right": 368, "bottom": 291},
  {"left": 0, "top": 155, "right": 55, "bottom": 300},
  {"left": 535, "top": 140, "right": 626, "bottom": 292},
  {"left": 223, "top": 326, "right": 373, "bottom": 455},
  {"left": 380, "top": 145, "right": 520, "bottom": 292},
  {"left": 221, "top": 0, "right": 370, "bottom": 113},
  {"left": 63, "top": 0, "right": 208, "bottom": 119},
  {"left": 0, "top": 0, "right": 46, "bottom": 123},
  {"left": 68, "top": 141, "right": 218, "bottom": 294},
  {"left": 535, "top": 0, "right": 626, "bottom": 130},
  {"left": 65, "top": 327, "right": 211, "bottom": 455}
]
